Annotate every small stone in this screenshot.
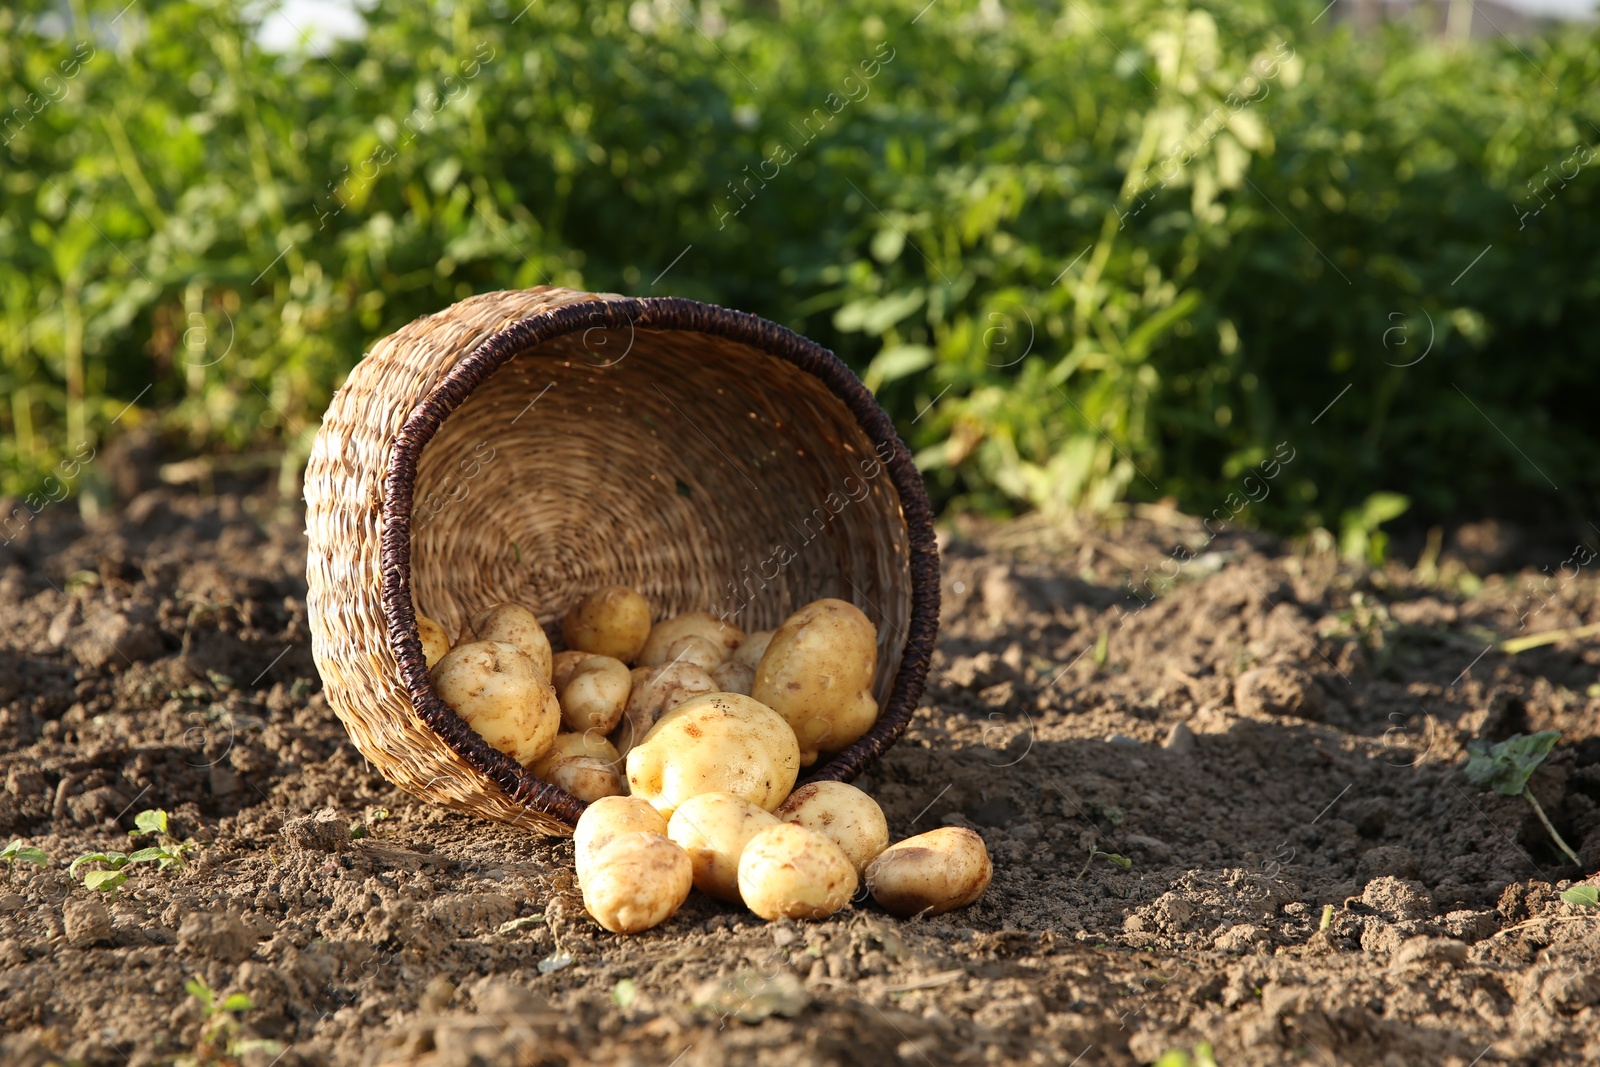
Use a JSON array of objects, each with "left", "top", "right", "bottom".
[
  {"left": 1162, "top": 723, "right": 1196, "bottom": 756},
  {"left": 1357, "top": 845, "right": 1423, "bottom": 883},
  {"left": 1233, "top": 664, "right": 1325, "bottom": 720},
  {"left": 177, "top": 910, "right": 256, "bottom": 963},
  {"left": 1106, "top": 734, "right": 1143, "bottom": 749},
  {"left": 1390, "top": 936, "right": 1467, "bottom": 971},
  {"left": 63, "top": 897, "right": 114, "bottom": 947},
  {"left": 771, "top": 924, "right": 799, "bottom": 949},
  {"left": 282, "top": 809, "right": 349, "bottom": 852}
]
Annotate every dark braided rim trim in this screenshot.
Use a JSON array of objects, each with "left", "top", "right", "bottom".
[{"left": 379, "top": 296, "right": 941, "bottom": 827}]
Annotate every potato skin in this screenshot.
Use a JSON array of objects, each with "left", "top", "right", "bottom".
[
  {"left": 752, "top": 599, "right": 879, "bottom": 762},
  {"left": 711, "top": 659, "right": 755, "bottom": 696},
  {"left": 624, "top": 693, "right": 800, "bottom": 819},
  {"left": 563, "top": 585, "right": 652, "bottom": 663},
  {"left": 581, "top": 832, "right": 692, "bottom": 934},
  {"left": 537, "top": 756, "right": 624, "bottom": 803},
  {"left": 731, "top": 629, "right": 774, "bottom": 670},
  {"left": 737, "top": 823, "right": 859, "bottom": 921},
  {"left": 667, "top": 792, "right": 780, "bottom": 902},
  {"left": 416, "top": 613, "right": 451, "bottom": 669},
  {"left": 638, "top": 611, "right": 744, "bottom": 667},
  {"left": 430, "top": 641, "right": 560, "bottom": 767},
  {"left": 472, "top": 603, "right": 554, "bottom": 682},
  {"left": 558, "top": 654, "right": 632, "bottom": 733},
  {"left": 864, "top": 827, "right": 992, "bottom": 917},
  {"left": 775, "top": 782, "right": 889, "bottom": 874},
  {"left": 609, "top": 662, "right": 717, "bottom": 758},
  {"left": 551, "top": 650, "right": 590, "bottom": 691},
  {"left": 574, "top": 796, "right": 668, "bottom": 883}
]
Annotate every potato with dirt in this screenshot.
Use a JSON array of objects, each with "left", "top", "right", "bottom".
[
  {"left": 580, "top": 832, "right": 693, "bottom": 934},
  {"left": 562, "top": 585, "right": 652, "bottom": 662},
  {"left": 429, "top": 640, "right": 560, "bottom": 766},
  {"left": 531, "top": 732, "right": 624, "bottom": 802},
  {"left": 416, "top": 612, "right": 451, "bottom": 669},
  {"left": 666, "top": 791, "right": 780, "bottom": 902},
  {"left": 775, "top": 781, "right": 889, "bottom": 874},
  {"left": 472, "top": 602, "right": 553, "bottom": 681},
  {"left": 573, "top": 795, "right": 669, "bottom": 883},
  {"left": 751, "top": 598, "right": 879, "bottom": 764},
  {"left": 864, "top": 827, "right": 992, "bottom": 917},
  {"left": 557, "top": 654, "right": 632, "bottom": 733},
  {"left": 638, "top": 611, "right": 743, "bottom": 666},
  {"left": 624, "top": 692, "right": 800, "bottom": 818},
  {"left": 609, "top": 661, "right": 718, "bottom": 758},
  {"left": 737, "top": 822, "right": 859, "bottom": 920}
]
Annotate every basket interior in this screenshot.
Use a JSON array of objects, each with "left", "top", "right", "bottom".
[{"left": 409, "top": 326, "right": 913, "bottom": 705}]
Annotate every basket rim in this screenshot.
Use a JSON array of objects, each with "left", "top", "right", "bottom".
[{"left": 378, "top": 293, "right": 941, "bottom": 827}]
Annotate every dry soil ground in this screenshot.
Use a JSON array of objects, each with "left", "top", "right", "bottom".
[{"left": 0, "top": 483, "right": 1597, "bottom": 1067}]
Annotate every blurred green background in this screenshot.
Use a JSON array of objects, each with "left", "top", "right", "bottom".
[{"left": 3, "top": 0, "right": 1597, "bottom": 542}]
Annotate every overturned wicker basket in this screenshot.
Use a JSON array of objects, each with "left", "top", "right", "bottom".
[{"left": 305, "top": 287, "right": 939, "bottom": 835}]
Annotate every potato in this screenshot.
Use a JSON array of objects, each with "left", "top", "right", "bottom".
[
  {"left": 538, "top": 756, "right": 623, "bottom": 803},
  {"left": 558, "top": 654, "right": 632, "bottom": 733},
  {"left": 581, "top": 832, "right": 692, "bottom": 934},
  {"left": 609, "top": 661, "right": 718, "bottom": 758},
  {"left": 532, "top": 731, "right": 622, "bottom": 772},
  {"left": 775, "top": 782, "right": 889, "bottom": 874},
  {"left": 625, "top": 693, "right": 800, "bottom": 819},
  {"left": 752, "top": 599, "right": 879, "bottom": 764},
  {"left": 666, "top": 792, "right": 780, "bottom": 902},
  {"left": 551, "top": 649, "right": 591, "bottom": 691},
  {"left": 711, "top": 659, "right": 754, "bottom": 696},
  {"left": 660, "top": 635, "right": 725, "bottom": 671},
  {"left": 731, "top": 629, "right": 774, "bottom": 669},
  {"left": 573, "top": 795, "right": 668, "bottom": 883},
  {"left": 416, "top": 612, "right": 451, "bottom": 669},
  {"left": 737, "top": 823, "right": 858, "bottom": 921},
  {"left": 472, "top": 603, "right": 554, "bottom": 682},
  {"left": 430, "top": 641, "right": 560, "bottom": 766},
  {"left": 638, "top": 611, "right": 743, "bottom": 667},
  {"left": 864, "top": 827, "right": 992, "bottom": 917},
  {"left": 563, "top": 585, "right": 652, "bottom": 662}
]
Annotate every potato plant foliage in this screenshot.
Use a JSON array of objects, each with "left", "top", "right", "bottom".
[{"left": 2, "top": 0, "right": 1598, "bottom": 530}]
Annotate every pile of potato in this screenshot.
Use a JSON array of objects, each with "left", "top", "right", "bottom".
[{"left": 415, "top": 587, "right": 991, "bottom": 933}]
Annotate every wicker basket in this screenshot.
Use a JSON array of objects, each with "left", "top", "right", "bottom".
[{"left": 304, "top": 287, "right": 939, "bottom": 835}]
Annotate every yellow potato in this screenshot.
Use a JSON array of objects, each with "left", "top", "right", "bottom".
[
  {"left": 430, "top": 641, "right": 560, "bottom": 766},
  {"left": 573, "top": 795, "right": 668, "bottom": 883},
  {"left": 666, "top": 792, "right": 780, "bottom": 902},
  {"left": 472, "top": 603, "right": 554, "bottom": 682},
  {"left": 752, "top": 599, "right": 879, "bottom": 764},
  {"left": 737, "top": 823, "right": 858, "bottom": 921},
  {"left": 537, "top": 756, "right": 623, "bottom": 803},
  {"left": 864, "top": 827, "right": 992, "bottom": 917},
  {"left": 562, "top": 585, "right": 652, "bottom": 662},
  {"left": 660, "top": 635, "right": 725, "bottom": 671},
  {"left": 532, "top": 731, "right": 622, "bottom": 771},
  {"left": 711, "top": 659, "right": 754, "bottom": 696},
  {"left": 731, "top": 629, "right": 774, "bottom": 669},
  {"left": 558, "top": 654, "right": 632, "bottom": 733},
  {"left": 638, "top": 611, "right": 743, "bottom": 667},
  {"left": 624, "top": 693, "right": 800, "bottom": 819},
  {"left": 609, "top": 662, "right": 718, "bottom": 759},
  {"left": 775, "top": 782, "right": 889, "bottom": 874},
  {"left": 581, "top": 832, "right": 692, "bottom": 934},
  {"left": 551, "top": 649, "right": 591, "bottom": 691},
  {"left": 416, "top": 612, "right": 451, "bottom": 669}
]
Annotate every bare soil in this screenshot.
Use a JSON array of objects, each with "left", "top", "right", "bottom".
[{"left": 1, "top": 485, "right": 1597, "bottom": 1067}]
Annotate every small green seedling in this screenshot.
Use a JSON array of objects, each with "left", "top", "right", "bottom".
[
  {"left": 0, "top": 840, "right": 47, "bottom": 867},
  {"left": 612, "top": 978, "right": 637, "bottom": 1008},
  {"left": 1560, "top": 885, "right": 1598, "bottom": 909},
  {"left": 127, "top": 808, "right": 193, "bottom": 870},
  {"left": 1076, "top": 848, "right": 1133, "bottom": 880},
  {"left": 1153, "top": 1042, "right": 1219, "bottom": 1067},
  {"left": 179, "top": 977, "right": 281, "bottom": 1066},
  {"left": 1464, "top": 731, "right": 1581, "bottom": 866}
]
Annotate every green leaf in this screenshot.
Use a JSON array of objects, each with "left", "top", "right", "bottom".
[
  {"left": 1105, "top": 853, "right": 1133, "bottom": 870},
  {"left": 186, "top": 976, "right": 214, "bottom": 1008},
  {"left": 126, "top": 847, "right": 168, "bottom": 864},
  {"left": 132, "top": 809, "right": 169, "bottom": 836},
  {"left": 83, "top": 869, "right": 127, "bottom": 893},
  {"left": 221, "top": 993, "right": 254, "bottom": 1013},
  {"left": 70, "top": 851, "right": 128, "bottom": 877},
  {"left": 611, "top": 978, "right": 637, "bottom": 1008},
  {"left": 863, "top": 344, "right": 934, "bottom": 392},
  {"left": 1464, "top": 731, "right": 1562, "bottom": 796},
  {"left": 1, "top": 840, "right": 46, "bottom": 866},
  {"left": 1560, "top": 885, "right": 1599, "bottom": 908}
]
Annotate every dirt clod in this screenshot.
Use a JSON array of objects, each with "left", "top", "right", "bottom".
[
  {"left": 282, "top": 808, "right": 350, "bottom": 852},
  {"left": 62, "top": 897, "right": 113, "bottom": 947},
  {"left": 177, "top": 909, "right": 256, "bottom": 962}
]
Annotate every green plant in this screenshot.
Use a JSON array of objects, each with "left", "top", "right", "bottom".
[
  {"left": 0, "top": 840, "right": 47, "bottom": 867},
  {"left": 178, "top": 977, "right": 282, "bottom": 1065},
  {"left": 1076, "top": 848, "right": 1133, "bottom": 879},
  {"left": 1338, "top": 493, "right": 1410, "bottom": 566},
  {"left": 1153, "top": 1042, "right": 1219, "bottom": 1067},
  {"left": 1464, "top": 731, "right": 1581, "bottom": 866},
  {"left": 1560, "top": 885, "right": 1598, "bottom": 908},
  {"left": 127, "top": 808, "right": 194, "bottom": 870}
]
